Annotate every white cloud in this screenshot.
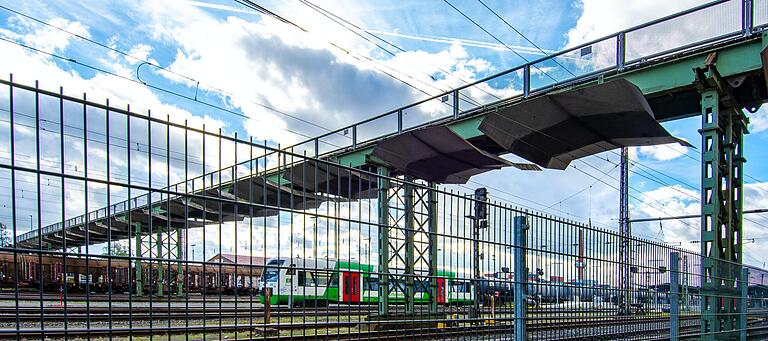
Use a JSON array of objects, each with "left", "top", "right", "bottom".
[
  {"left": 17, "top": 17, "right": 90, "bottom": 52},
  {"left": 125, "top": 43, "right": 153, "bottom": 65},
  {"left": 565, "top": 0, "right": 708, "bottom": 45},
  {"left": 563, "top": 0, "right": 738, "bottom": 73},
  {"left": 637, "top": 141, "right": 689, "bottom": 161},
  {"left": 750, "top": 106, "right": 768, "bottom": 133}
]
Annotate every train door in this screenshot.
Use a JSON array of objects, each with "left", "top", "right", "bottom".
[
  {"left": 437, "top": 278, "right": 446, "bottom": 304},
  {"left": 342, "top": 272, "right": 360, "bottom": 303}
]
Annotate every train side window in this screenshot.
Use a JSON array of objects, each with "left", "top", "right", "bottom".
[
  {"left": 315, "top": 272, "right": 329, "bottom": 287},
  {"left": 451, "top": 281, "right": 470, "bottom": 293},
  {"left": 298, "top": 271, "right": 307, "bottom": 286}
]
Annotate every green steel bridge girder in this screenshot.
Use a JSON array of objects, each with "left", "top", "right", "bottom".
[{"left": 334, "top": 35, "right": 768, "bottom": 169}]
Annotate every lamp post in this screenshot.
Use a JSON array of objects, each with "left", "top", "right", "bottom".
[{"left": 190, "top": 244, "right": 196, "bottom": 262}]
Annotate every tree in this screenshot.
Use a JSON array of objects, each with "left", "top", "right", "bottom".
[
  {"left": 0, "top": 224, "right": 10, "bottom": 248},
  {"left": 103, "top": 241, "right": 130, "bottom": 256}
]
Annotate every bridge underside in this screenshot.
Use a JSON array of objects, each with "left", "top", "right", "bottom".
[{"left": 17, "top": 173, "right": 365, "bottom": 250}]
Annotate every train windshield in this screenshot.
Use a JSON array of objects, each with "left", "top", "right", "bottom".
[{"left": 262, "top": 259, "right": 285, "bottom": 283}]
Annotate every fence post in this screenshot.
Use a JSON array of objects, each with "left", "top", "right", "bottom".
[
  {"left": 514, "top": 216, "right": 528, "bottom": 341},
  {"left": 523, "top": 65, "right": 531, "bottom": 98},
  {"left": 616, "top": 32, "right": 626, "bottom": 70},
  {"left": 743, "top": 0, "right": 754, "bottom": 36},
  {"left": 670, "top": 252, "right": 679, "bottom": 341},
  {"left": 377, "top": 167, "right": 390, "bottom": 316},
  {"left": 741, "top": 267, "right": 749, "bottom": 341},
  {"left": 452, "top": 89, "right": 459, "bottom": 119}
]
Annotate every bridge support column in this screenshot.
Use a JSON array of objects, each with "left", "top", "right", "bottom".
[
  {"left": 696, "top": 62, "right": 748, "bottom": 340},
  {"left": 134, "top": 222, "right": 143, "bottom": 297},
  {"left": 377, "top": 167, "right": 390, "bottom": 316},
  {"left": 156, "top": 231, "right": 164, "bottom": 296},
  {"left": 177, "top": 227, "right": 183, "bottom": 297}
]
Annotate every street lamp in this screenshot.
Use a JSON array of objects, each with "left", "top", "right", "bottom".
[{"left": 190, "top": 244, "right": 196, "bottom": 261}]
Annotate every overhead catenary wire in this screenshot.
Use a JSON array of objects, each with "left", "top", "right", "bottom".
[
  {"left": 233, "top": 0, "right": 460, "bottom": 101},
  {"left": 441, "top": 0, "right": 559, "bottom": 83},
  {"left": 628, "top": 209, "right": 768, "bottom": 223},
  {"left": 297, "top": 0, "right": 501, "bottom": 106},
  {"left": 0, "top": 4, "right": 339, "bottom": 139},
  {"left": 0, "top": 35, "right": 328, "bottom": 145},
  {"left": 3, "top": 1, "right": 760, "bottom": 238},
  {"left": 475, "top": 0, "right": 576, "bottom": 78}
]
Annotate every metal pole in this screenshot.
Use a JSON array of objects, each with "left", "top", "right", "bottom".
[
  {"left": 428, "top": 183, "right": 439, "bottom": 315},
  {"left": 670, "top": 252, "right": 679, "bottom": 341},
  {"left": 156, "top": 231, "right": 164, "bottom": 296},
  {"left": 452, "top": 89, "right": 459, "bottom": 119},
  {"left": 682, "top": 254, "right": 689, "bottom": 312},
  {"left": 513, "top": 216, "right": 528, "bottom": 341},
  {"left": 135, "top": 222, "right": 143, "bottom": 297},
  {"left": 619, "top": 147, "right": 631, "bottom": 315},
  {"left": 403, "top": 177, "right": 415, "bottom": 315},
  {"left": 176, "top": 228, "right": 183, "bottom": 297},
  {"left": 377, "top": 167, "right": 390, "bottom": 316}
]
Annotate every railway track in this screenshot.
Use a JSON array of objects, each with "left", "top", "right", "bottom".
[
  {"left": 0, "top": 314, "right": 706, "bottom": 340},
  {"left": 0, "top": 306, "right": 377, "bottom": 322}
]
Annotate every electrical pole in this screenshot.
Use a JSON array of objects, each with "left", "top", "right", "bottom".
[{"left": 618, "top": 147, "right": 632, "bottom": 315}]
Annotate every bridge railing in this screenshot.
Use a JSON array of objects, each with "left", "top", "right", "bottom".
[
  {"left": 283, "top": 0, "right": 766, "bottom": 159},
  {"left": 13, "top": 0, "right": 766, "bottom": 245}
]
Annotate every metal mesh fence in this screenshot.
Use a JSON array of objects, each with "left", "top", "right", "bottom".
[{"left": 0, "top": 76, "right": 766, "bottom": 340}]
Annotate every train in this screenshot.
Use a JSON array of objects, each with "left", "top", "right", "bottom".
[
  {"left": 258, "top": 257, "right": 473, "bottom": 306},
  {"left": 0, "top": 252, "right": 263, "bottom": 295},
  {"left": 3, "top": 251, "right": 766, "bottom": 311}
]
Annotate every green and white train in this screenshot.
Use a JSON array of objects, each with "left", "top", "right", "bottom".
[{"left": 258, "top": 257, "right": 473, "bottom": 306}]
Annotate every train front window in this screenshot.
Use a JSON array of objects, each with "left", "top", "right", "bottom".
[
  {"left": 263, "top": 269, "right": 280, "bottom": 283},
  {"left": 262, "top": 259, "right": 285, "bottom": 283}
]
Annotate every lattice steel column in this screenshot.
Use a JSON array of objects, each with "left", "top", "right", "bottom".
[
  {"left": 377, "top": 174, "right": 436, "bottom": 316},
  {"left": 699, "top": 86, "right": 747, "bottom": 340},
  {"left": 176, "top": 228, "right": 183, "bottom": 297},
  {"left": 618, "top": 147, "right": 632, "bottom": 314}
]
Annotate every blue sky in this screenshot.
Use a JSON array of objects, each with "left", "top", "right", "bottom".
[{"left": 0, "top": 0, "right": 767, "bottom": 268}]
